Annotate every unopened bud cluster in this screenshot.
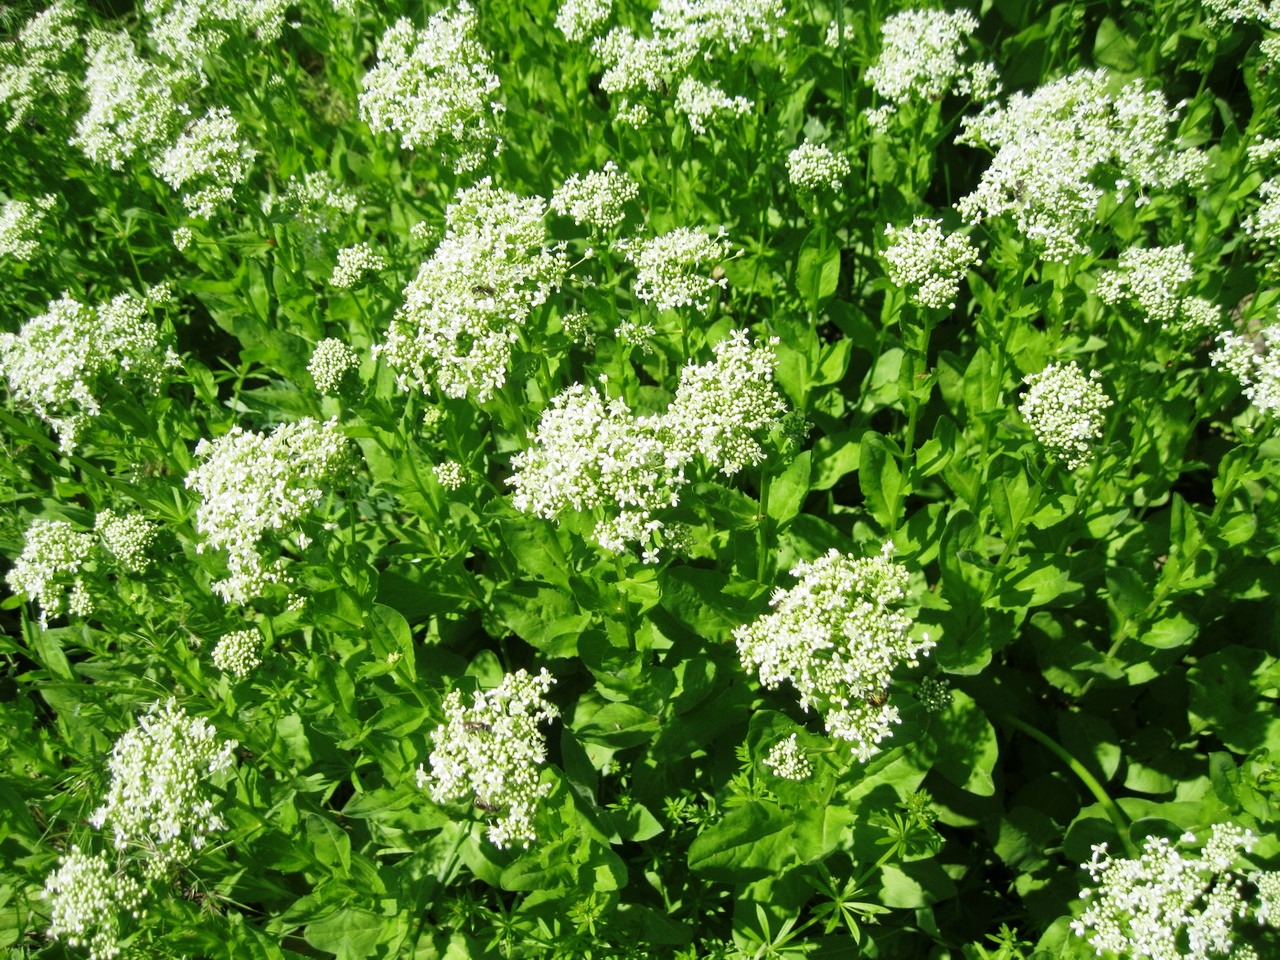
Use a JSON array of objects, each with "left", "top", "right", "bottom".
[
  {"left": 882, "top": 218, "right": 980, "bottom": 310},
  {"left": 96, "top": 510, "right": 159, "bottom": 574},
  {"left": 418, "top": 668, "right": 558, "bottom": 849},
  {"left": 330, "top": 242, "right": 387, "bottom": 288},
  {"left": 44, "top": 847, "right": 145, "bottom": 960},
  {"left": 1095, "top": 244, "right": 1199, "bottom": 327},
  {"left": 6, "top": 518, "right": 95, "bottom": 624},
  {"left": 762, "top": 734, "right": 812, "bottom": 781},
  {"left": 786, "top": 141, "right": 851, "bottom": 194},
  {"left": 212, "top": 628, "right": 263, "bottom": 678},
  {"left": 1018, "top": 362, "right": 1112, "bottom": 469},
  {"left": 735, "top": 545, "right": 933, "bottom": 762},
  {"left": 308, "top": 338, "right": 361, "bottom": 395}
]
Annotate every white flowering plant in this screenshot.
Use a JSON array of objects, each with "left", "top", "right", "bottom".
[{"left": 4, "top": 1, "right": 1280, "bottom": 959}]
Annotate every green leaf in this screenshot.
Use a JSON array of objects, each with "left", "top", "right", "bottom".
[
  {"left": 305, "top": 814, "right": 352, "bottom": 876},
  {"left": 929, "top": 691, "right": 998, "bottom": 796},
  {"left": 796, "top": 229, "right": 841, "bottom": 309},
  {"left": 303, "top": 907, "right": 385, "bottom": 960},
  {"left": 859, "top": 432, "right": 904, "bottom": 530},
  {"left": 1141, "top": 610, "right": 1198, "bottom": 650},
  {"left": 767, "top": 451, "right": 811, "bottom": 526},
  {"left": 687, "top": 800, "right": 794, "bottom": 881},
  {"left": 573, "top": 700, "right": 660, "bottom": 748}
]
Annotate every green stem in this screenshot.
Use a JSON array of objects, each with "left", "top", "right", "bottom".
[{"left": 757, "top": 465, "right": 771, "bottom": 584}]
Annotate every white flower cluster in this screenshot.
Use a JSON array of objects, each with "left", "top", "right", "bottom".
[
  {"left": 265, "top": 171, "right": 359, "bottom": 245},
  {"left": 308, "top": 338, "right": 361, "bottom": 395},
  {"left": 864, "top": 8, "right": 1000, "bottom": 132},
  {"left": 0, "top": 194, "right": 55, "bottom": 261},
  {"left": 1202, "top": 0, "right": 1280, "bottom": 24},
  {"left": 330, "top": 242, "right": 387, "bottom": 288},
  {"left": 1244, "top": 177, "right": 1280, "bottom": 252},
  {"left": 510, "top": 331, "right": 784, "bottom": 560},
  {"left": 0, "top": 290, "right": 177, "bottom": 452},
  {"left": 673, "top": 77, "right": 752, "bottom": 134},
  {"left": 212, "top": 628, "right": 262, "bottom": 677},
  {"left": 0, "top": 0, "right": 79, "bottom": 131},
  {"left": 551, "top": 161, "right": 638, "bottom": 231},
  {"left": 185, "top": 418, "right": 354, "bottom": 603},
  {"left": 382, "top": 179, "right": 567, "bottom": 401},
  {"left": 434, "top": 460, "right": 466, "bottom": 490},
  {"left": 591, "top": 0, "right": 784, "bottom": 126},
  {"left": 1071, "top": 824, "right": 1261, "bottom": 960},
  {"left": 762, "top": 734, "right": 812, "bottom": 781},
  {"left": 1212, "top": 323, "right": 1280, "bottom": 416},
  {"left": 621, "top": 226, "right": 731, "bottom": 312},
  {"left": 6, "top": 518, "right": 95, "bottom": 624},
  {"left": 359, "top": 5, "right": 504, "bottom": 174},
  {"left": 417, "top": 668, "right": 558, "bottom": 849},
  {"left": 556, "top": 0, "right": 612, "bottom": 41},
  {"left": 735, "top": 545, "right": 933, "bottom": 762},
  {"left": 96, "top": 510, "right": 159, "bottom": 574},
  {"left": 1018, "top": 362, "right": 1112, "bottom": 469},
  {"left": 44, "top": 847, "right": 146, "bottom": 960},
  {"left": 143, "top": 0, "right": 291, "bottom": 71},
  {"left": 73, "top": 30, "right": 190, "bottom": 170},
  {"left": 957, "top": 70, "right": 1207, "bottom": 262},
  {"left": 153, "top": 106, "right": 256, "bottom": 218},
  {"left": 666, "top": 329, "right": 788, "bottom": 475},
  {"left": 90, "top": 699, "right": 237, "bottom": 876},
  {"left": 786, "top": 141, "right": 851, "bottom": 194},
  {"left": 882, "top": 217, "right": 981, "bottom": 310},
  {"left": 1254, "top": 869, "right": 1280, "bottom": 927},
  {"left": 1095, "top": 244, "right": 1195, "bottom": 326}
]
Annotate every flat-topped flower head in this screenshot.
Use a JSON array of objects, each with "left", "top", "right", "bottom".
[
  {"left": 359, "top": 4, "right": 503, "bottom": 173},
  {"left": 44, "top": 847, "right": 146, "bottom": 960},
  {"left": 735, "top": 545, "right": 933, "bottom": 761},
  {"left": 673, "top": 77, "right": 751, "bottom": 135},
  {"left": 143, "top": 0, "right": 291, "bottom": 71},
  {"left": 185, "top": 418, "right": 354, "bottom": 604},
  {"left": 212, "top": 628, "right": 262, "bottom": 678},
  {"left": 865, "top": 8, "right": 999, "bottom": 132},
  {"left": 556, "top": 0, "right": 612, "bottom": 42},
  {"left": 96, "top": 510, "right": 159, "bottom": 574},
  {"left": 1095, "top": 244, "right": 1195, "bottom": 326},
  {"left": 762, "top": 733, "right": 812, "bottom": 781},
  {"left": 329, "top": 242, "right": 387, "bottom": 288},
  {"left": 152, "top": 106, "right": 256, "bottom": 219},
  {"left": 786, "top": 141, "right": 851, "bottom": 194},
  {"left": 621, "top": 226, "right": 731, "bottom": 312},
  {"left": 90, "top": 699, "right": 237, "bottom": 876},
  {"left": 264, "top": 172, "right": 359, "bottom": 249},
  {"left": 1018, "top": 361, "right": 1112, "bottom": 469},
  {"left": 0, "top": 289, "right": 177, "bottom": 452},
  {"left": 382, "top": 179, "right": 566, "bottom": 401},
  {"left": 7, "top": 518, "right": 96, "bottom": 624},
  {"left": 418, "top": 668, "right": 558, "bottom": 849},
  {"left": 0, "top": 194, "right": 56, "bottom": 261},
  {"left": 551, "top": 161, "right": 639, "bottom": 231},
  {"left": 1212, "top": 323, "right": 1280, "bottom": 416},
  {"left": 308, "top": 338, "right": 361, "bottom": 395},
  {"left": 1071, "top": 824, "right": 1257, "bottom": 960},
  {"left": 882, "top": 217, "right": 981, "bottom": 310},
  {"left": 0, "top": 0, "right": 79, "bottom": 131},
  {"left": 957, "top": 70, "right": 1207, "bottom": 261},
  {"left": 1244, "top": 177, "right": 1280, "bottom": 254}
]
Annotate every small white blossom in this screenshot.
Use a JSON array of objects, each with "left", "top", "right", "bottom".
[
  {"left": 621, "top": 226, "right": 731, "bottom": 312},
  {"left": 434, "top": 460, "right": 466, "bottom": 489},
  {"left": 735, "top": 545, "right": 932, "bottom": 761},
  {"left": 0, "top": 0, "right": 79, "bottom": 131},
  {"left": 417, "top": 669, "right": 558, "bottom": 849},
  {"left": 96, "top": 510, "right": 159, "bottom": 574},
  {"left": 864, "top": 9, "right": 999, "bottom": 132},
  {"left": 882, "top": 218, "right": 980, "bottom": 310},
  {"left": 265, "top": 172, "right": 359, "bottom": 246},
  {"left": 90, "top": 699, "right": 237, "bottom": 876},
  {"left": 359, "top": 5, "right": 503, "bottom": 174},
  {"left": 172, "top": 226, "right": 194, "bottom": 251},
  {"left": 1244, "top": 176, "right": 1280, "bottom": 252},
  {"left": 0, "top": 290, "right": 176, "bottom": 451},
  {"left": 44, "top": 847, "right": 145, "bottom": 960},
  {"left": 551, "top": 161, "right": 638, "bottom": 230},
  {"left": 762, "top": 734, "right": 812, "bottom": 780},
  {"left": 786, "top": 141, "right": 850, "bottom": 194},
  {"left": 212, "top": 628, "right": 262, "bottom": 677},
  {"left": 1253, "top": 870, "right": 1280, "bottom": 927},
  {"left": 673, "top": 76, "right": 751, "bottom": 135},
  {"left": 1212, "top": 323, "right": 1280, "bottom": 415},
  {"left": 330, "top": 242, "right": 387, "bottom": 288},
  {"left": 1071, "top": 825, "right": 1257, "bottom": 960},
  {"left": 143, "top": 0, "right": 291, "bottom": 70},
  {"left": 650, "top": 0, "right": 786, "bottom": 51},
  {"left": 1018, "top": 362, "right": 1112, "bottom": 470},
  {"left": 0, "top": 194, "right": 55, "bottom": 261},
  {"left": 6, "top": 519, "right": 96, "bottom": 624},
  {"left": 153, "top": 106, "right": 256, "bottom": 219},
  {"left": 308, "top": 338, "right": 361, "bottom": 394},
  {"left": 185, "top": 418, "right": 354, "bottom": 604},
  {"left": 556, "top": 0, "right": 612, "bottom": 41},
  {"left": 1095, "top": 244, "right": 1195, "bottom": 326}
]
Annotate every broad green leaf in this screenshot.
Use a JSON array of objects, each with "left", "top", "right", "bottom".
[
  {"left": 859, "top": 431, "right": 904, "bottom": 530},
  {"left": 303, "top": 907, "right": 385, "bottom": 960},
  {"left": 687, "top": 800, "right": 794, "bottom": 881},
  {"left": 767, "top": 451, "right": 811, "bottom": 526}
]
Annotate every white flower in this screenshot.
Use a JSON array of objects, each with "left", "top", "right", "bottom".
[
  {"left": 6, "top": 518, "right": 96, "bottom": 624},
  {"left": 882, "top": 217, "right": 981, "bottom": 310},
  {"left": 621, "top": 226, "right": 731, "bottom": 312},
  {"left": 308, "top": 338, "right": 361, "bottom": 394},
  {"left": 185, "top": 418, "right": 354, "bottom": 604},
  {"left": 418, "top": 669, "right": 558, "bottom": 849},
  {"left": 551, "top": 161, "right": 638, "bottom": 230},
  {"left": 735, "top": 545, "right": 932, "bottom": 761},
  {"left": 329, "top": 242, "right": 387, "bottom": 288},
  {"left": 90, "top": 699, "right": 237, "bottom": 876},
  {"left": 44, "top": 847, "right": 145, "bottom": 960},
  {"left": 786, "top": 141, "right": 850, "bottom": 193},
  {"left": 1244, "top": 176, "right": 1280, "bottom": 251},
  {"left": 359, "top": 5, "right": 503, "bottom": 173},
  {"left": 96, "top": 510, "right": 159, "bottom": 574},
  {"left": 1212, "top": 323, "right": 1280, "bottom": 415},
  {"left": 1095, "top": 244, "right": 1195, "bottom": 326},
  {"left": 265, "top": 171, "right": 359, "bottom": 245},
  {"left": 434, "top": 460, "right": 466, "bottom": 490},
  {"left": 212, "top": 628, "right": 262, "bottom": 677},
  {"left": 1018, "top": 362, "right": 1112, "bottom": 469},
  {"left": 957, "top": 70, "right": 1207, "bottom": 261},
  {"left": 650, "top": 0, "right": 787, "bottom": 52},
  {"left": 143, "top": 0, "right": 291, "bottom": 70},
  {"left": 1253, "top": 869, "right": 1280, "bottom": 927},
  {"left": 864, "top": 8, "right": 999, "bottom": 132},
  {"left": 0, "top": 194, "right": 55, "bottom": 261},
  {"left": 673, "top": 76, "right": 751, "bottom": 135},
  {"left": 152, "top": 106, "right": 255, "bottom": 219},
  {"left": 0, "top": 290, "right": 176, "bottom": 452},
  {"left": 556, "top": 0, "right": 612, "bottom": 41},
  {"left": 0, "top": 0, "right": 79, "bottom": 131},
  {"left": 382, "top": 179, "right": 567, "bottom": 401},
  {"left": 762, "top": 734, "right": 811, "bottom": 780}
]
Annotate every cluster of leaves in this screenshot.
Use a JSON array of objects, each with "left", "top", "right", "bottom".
[{"left": 1, "top": 0, "right": 1279, "bottom": 958}]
